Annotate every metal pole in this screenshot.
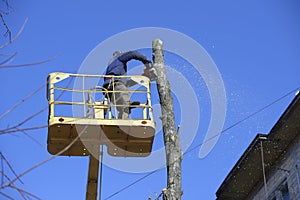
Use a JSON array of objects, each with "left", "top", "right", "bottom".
[
  {"left": 98, "top": 145, "right": 104, "bottom": 200},
  {"left": 86, "top": 146, "right": 100, "bottom": 200},
  {"left": 260, "top": 138, "right": 268, "bottom": 200}
]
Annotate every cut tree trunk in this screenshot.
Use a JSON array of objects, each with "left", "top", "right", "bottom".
[{"left": 152, "top": 39, "right": 182, "bottom": 200}]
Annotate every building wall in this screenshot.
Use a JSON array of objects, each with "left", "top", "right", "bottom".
[{"left": 250, "top": 141, "right": 300, "bottom": 200}]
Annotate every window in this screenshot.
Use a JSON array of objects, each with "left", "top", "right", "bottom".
[
  {"left": 267, "top": 182, "right": 290, "bottom": 200},
  {"left": 280, "top": 183, "right": 290, "bottom": 200}
]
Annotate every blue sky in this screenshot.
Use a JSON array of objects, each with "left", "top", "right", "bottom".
[{"left": 1, "top": 0, "right": 300, "bottom": 199}]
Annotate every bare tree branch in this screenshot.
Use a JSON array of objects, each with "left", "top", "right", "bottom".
[
  {"left": 14, "top": 185, "right": 28, "bottom": 200},
  {"left": 0, "top": 191, "right": 14, "bottom": 200},
  {"left": 0, "top": 82, "right": 45, "bottom": 120},
  {"left": 19, "top": 130, "right": 43, "bottom": 147},
  {"left": 0, "top": 106, "right": 48, "bottom": 133},
  {"left": 0, "top": 57, "right": 74, "bottom": 197},
  {"left": 0, "top": 52, "right": 17, "bottom": 65},
  {"left": 0, "top": 159, "right": 33, "bottom": 199},
  {"left": 1, "top": 155, "right": 4, "bottom": 185},
  {"left": 0, "top": 3, "right": 63, "bottom": 199},
  {"left": 0, "top": 53, "right": 16, "bottom": 56},
  {"left": 4, "top": 127, "right": 87, "bottom": 188},
  {"left": 1, "top": 168, "right": 39, "bottom": 200},
  {"left": 0, "top": 125, "right": 48, "bottom": 135},
  {"left": 1, "top": 169, "right": 12, "bottom": 182},
  {"left": 0, "top": 54, "right": 59, "bottom": 69},
  {"left": 0, "top": 12, "right": 11, "bottom": 42},
  {"left": 0, "top": 67, "right": 65, "bottom": 121},
  {"left": 5, "top": 103, "right": 47, "bottom": 128},
  {"left": 0, "top": 152, "right": 24, "bottom": 184},
  {"left": 0, "top": 73, "right": 71, "bottom": 135},
  {"left": 0, "top": 67, "right": 79, "bottom": 200},
  {"left": 2, "top": 0, "right": 14, "bottom": 11},
  {"left": 0, "top": 17, "right": 28, "bottom": 49},
  {"left": 9, "top": 185, "right": 41, "bottom": 200}
]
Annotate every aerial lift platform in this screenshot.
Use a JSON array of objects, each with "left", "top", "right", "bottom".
[
  {"left": 47, "top": 72, "right": 156, "bottom": 157},
  {"left": 46, "top": 72, "right": 156, "bottom": 199}
]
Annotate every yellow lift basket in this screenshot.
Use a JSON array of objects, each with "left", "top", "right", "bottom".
[{"left": 47, "top": 72, "right": 156, "bottom": 157}]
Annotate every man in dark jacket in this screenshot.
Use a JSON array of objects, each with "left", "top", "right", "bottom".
[{"left": 103, "top": 50, "right": 154, "bottom": 119}]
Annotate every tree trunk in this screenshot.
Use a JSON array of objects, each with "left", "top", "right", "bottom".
[{"left": 152, "top": 39, "right": 182, "bottom": 200}]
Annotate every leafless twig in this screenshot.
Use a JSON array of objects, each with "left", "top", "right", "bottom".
[
  {"left": 0, "top": 82, "right": 45, "bottom": 120},
  {"left": 9, "top": 184, "right": 42, "bottom": 200},
  {"left": 1, "top": 168, "right": 12, "bottom": 183},
  {"left": 0, "top": 12, "right": 11, "bottom": 42},
  {"left": 0, "top": 52, "right": 17, "bottom": 65},
  {"left": 1, "top": 160, "right": 3, "bottom": 186},
  {"left": 0, "top": 2, "right": 64, "bottom": 199},
  {"left": 0, "top": 152, "right": 23, "bottom": 184},
  {"left": 0, "top": 107, "right": 48, "bottom": 134},
  {"left": 0, "top": 127, "right": 81, "bottom": 200},
  {"left": 0, "top": 67, "right": 65, "bottom": 121},
  {"left": 0, "top": 125, "right": 48, "bottom": 135},
  {"left": 1, "top": 169, "right": 39, "bottom": 199},
  {"left": 0, "top": 71, "right": 78, "bottom": 198},
  {"left": 0, "top": 170, "right": 26, "bottom": 199},
  {"left": 2, "top": 0, "right": 13, "bottom": 11},
  {"left": 19, "top": 129, "right": 43, "bottom": 147},
  {"left": 0, "top": 54, "right": 60, "bottom": 69},
  {"left": 4, "top": 127, "right": 87, "bottom": 188},
  {"left": 0, "top": 53, "right": 17, "bottom": 56},
  {"left": 13, "top": 185, "right": 28, "bottom": 200},
  {"left": 0, "top": 17, "right": 28, "bottom": 49},
  {"left": 0, "top": 191, "right": 14, "bottom": 200},
  {"left": 0, "top": 73, "right": 71, "bottom": 135}
]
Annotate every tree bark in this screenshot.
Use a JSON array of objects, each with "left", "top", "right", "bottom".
[{"left": 152, "top": 39, "right": 182, "bottom": 200}]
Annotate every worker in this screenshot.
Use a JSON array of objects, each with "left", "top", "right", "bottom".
[{"left": 103, "top": 50, "right": 156, "bottom": 119}]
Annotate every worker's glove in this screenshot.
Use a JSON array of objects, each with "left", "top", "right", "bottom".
[
  {"left": 143, "top": 65, "right": 157, "bottom": 81},
  {"left": 148, "top": 68, "right": 157, "bottom": 81},
  {"left": 144, "top": 62, "right": 153, "bottom": 69}
]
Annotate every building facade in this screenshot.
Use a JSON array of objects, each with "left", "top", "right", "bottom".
[
  {"left": 251, "top": 142, "right": 300, "bottom": 200},
  {"left": 216, "top": 93, "right": 300, "bottom": 200}
]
